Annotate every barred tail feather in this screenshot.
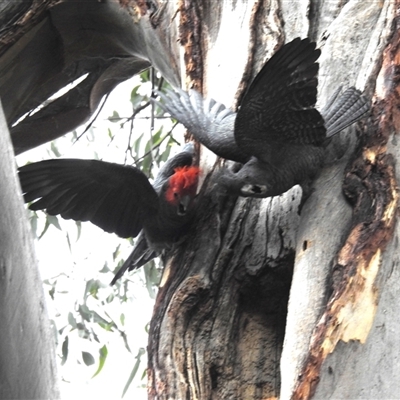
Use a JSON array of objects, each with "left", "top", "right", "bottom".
[{"left": 322, "top": 87, "right": 370, "bottom": 138}]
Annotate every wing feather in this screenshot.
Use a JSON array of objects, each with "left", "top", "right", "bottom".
[
  {"left": 235, "top": 38, "right": 326, "bottom": 163},
  {"left": 19, "top": 159, "right": 159, "bottom": 238},
  {"left": 154, "top": 89, "right": 247, "bottom": 163}
]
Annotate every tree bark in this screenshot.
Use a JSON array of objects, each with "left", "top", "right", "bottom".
[
  {"left": 146, "top": 1, "right": 400, "bottom": 399},
  {"left": 1, "top": 1, "right": 400, "bottom": 399},
  {"left": 0, "top": 101, "right": 59, "bottom": 399}
]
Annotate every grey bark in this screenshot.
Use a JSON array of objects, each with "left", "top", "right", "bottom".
[
  {"left": 281, "top": 2, "right": 394, "bottom": 398},
  {"left": 148, "top": 1, "right": 400, "bottom": 399},
  {"left": 0, "top": 101, "right": 59, "bottom": 399}
]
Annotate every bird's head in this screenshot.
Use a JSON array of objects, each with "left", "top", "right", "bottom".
[
  {"left": 216, "top": 160, "right": 272, "bottom": 198},
  {"left": 165, "top": 166, "right": 200, "bottom": 215}
]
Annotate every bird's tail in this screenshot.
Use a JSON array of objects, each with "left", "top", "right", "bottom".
[
  {"left": 110, "top": 233, "right": 156, "bottom": 285},
  {"left": 321, "top": 87, "right": 370, "bottom": 138}
]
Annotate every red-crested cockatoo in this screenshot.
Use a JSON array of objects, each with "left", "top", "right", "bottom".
[{"left": 18, "top": 143, "right": 199, "bottom": 284}]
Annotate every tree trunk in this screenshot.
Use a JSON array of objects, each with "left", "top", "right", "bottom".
[
  {"left": 1, "top": 1, "right": 399, "bottom": 399},
  {"left": 0, "top": 101, "right": 59, "bottom": 399},
  {"left": 146, "top": 1, "right": 400, "bottom": 399}
]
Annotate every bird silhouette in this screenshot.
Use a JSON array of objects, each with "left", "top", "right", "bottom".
[
  {"left": 155, "top": 38, "right": 369, "bottom": 199},
  {"left": 18, "top": 143, "right": 200, "bottom": 284}
]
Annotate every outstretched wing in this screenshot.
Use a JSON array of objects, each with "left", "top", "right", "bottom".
[
  {"left": 235, "top": 37, "right": 326, "bottom": 163},
  {"left": 19, "top": 159, "right": 159, "bottom": 238},
  {"left": 155, "top": 89, "right": 248, "bottom": 163}
]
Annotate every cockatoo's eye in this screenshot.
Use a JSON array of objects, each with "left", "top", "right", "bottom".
[{"left": 241, "top": 184, "right": 267, "bottom": 196}]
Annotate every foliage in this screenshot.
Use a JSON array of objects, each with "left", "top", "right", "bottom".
[{"left": 18, "top": 68, "right": 183, "bottom": 397}]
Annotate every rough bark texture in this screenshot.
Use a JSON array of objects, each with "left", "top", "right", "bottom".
[
  {"left": 0, "top": 102, "right": 60, "bottom": 399},
  {"left": 147, "top": 1, "right": 400, "bottom": 399},
  {"left": 1, "top": 0, "right": 400, "bottom": 399}
]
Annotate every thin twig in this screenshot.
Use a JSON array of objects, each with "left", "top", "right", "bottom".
[
  {"left": 124, "top": 71, "right": 166, "bottom": 165},
  {"left": 133, "top": 122, "right": 179, "bottom": 167},
  {"left": 124, "top": 100, "right": 152, "bottom": 164},
  {"left": 73, "top": 93, "right": 110, "bottom": 144}
]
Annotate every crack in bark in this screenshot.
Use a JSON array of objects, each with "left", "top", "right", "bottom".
[
  {"left": 292, "top": 14, "right": 400, "bottom": 398},
  {"left": 178, "top": 0, "right": 203, "bottom": 90},
  {"left": 234, "top": 0, "right": 283, "bottom": 110}
]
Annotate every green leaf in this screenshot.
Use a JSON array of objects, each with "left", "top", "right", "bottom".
[
  {"left": 90, "top": 327, "right": 100, "bottom": 343},
  {"left": 68, "top": 312, "right": 77, "bottom": 329},
  {"left": 48, "top": 215, "right": 62, "bottom": 230},
  {"left": 120, "top": 313, "right": 125, "bottom": 326},
  {"left": 98, "top": 322, "right": 115, "bottom": 332},
  {"left": 92, "top": 310, "right": 111, "bottom": 326},
  {"left": 61, "top": 336, "right": 69, "bottom": 366},
  {"left": 120, "top": 331, "right": 131, "bottom": 354},
  {"left": 130, "top": 85, "right": 144, "bottom": 109},
  {"left": 82, "top": 351, "right": 95, "bottom": 366},
  {"left": 78, "top": 304, "right": 92, "bottom": 322},
  {"left": 77, "top": 323, "right": 90, "bottom": 339},
  {"left": 141, "top": 142, "right": 153, "bottom": 176},
  {"left": 130, "top": 85, "right": 140, "bottom": 100},
  {"left": 92, "top": 345, "right": 108, "bottom": 378},
  {"left": 133, "top": 133, "right": 143, "bottom": 157},
  {"left": 48, "top": 285, "right": 55, "bottom": 300},
  {"left": 108, "top": 110, "right": 120, "bottom": 122},
  {"left": 38, "top": 216, "right": 50, "bottom": 239},
  {"left": 160, "top": 144, "right": 172, "bottom": 163},
  {"left": 112, "top": 244, "right": 121, "bottom": 261},
  {"left": 29, "top": 213, "right": 38, "bottom": 238},
  {"left": 66, "top": 232, "right": 71, "bottom": 253},
  {"left": 84, "top": 279, "right": 103, "bottom": 300},
  {"left": 50, "top": 141, "right": 61, "bottom": 157},
  {"left": 99, "top": 263, "right": 110, "bottom": 273},
  {"left": 106, "top": 293, "right": 114, "bottom": 303},
  {"left": 121, "top": 348, "right": 145, "bottom": 397},
  {"left": 140, "top": 69, "right": 150, "bottom": 83},
  {"left": 151, "top": 127, "right": 162, "bottom": 145},
  {"left": 75, "top": 221, "right": 82, "bottom": 241},
  {"left": 58, "top": 325, "right": 67, "bottom": 335}
]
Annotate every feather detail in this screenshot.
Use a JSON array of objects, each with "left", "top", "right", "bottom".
[{"left": 165, "top": 166, "right": 200, "bottom": 204}]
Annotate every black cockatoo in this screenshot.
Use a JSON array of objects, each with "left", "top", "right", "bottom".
[
  {"left": 155, "top": 38, "right": 369, "bottom": 198},
  {"left": 18, "top": 143, "right": 200, "bottom": 284}
]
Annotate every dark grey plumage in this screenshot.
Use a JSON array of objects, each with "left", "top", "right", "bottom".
[
  {"left": 155, "top": 38, "right": 369, "bottom": 199},
  {"left": 19, "top": 143, "right": 199, "bottom": 284},
  {"left": 156, "top": 89, "right": 245, "bottom": 162}
]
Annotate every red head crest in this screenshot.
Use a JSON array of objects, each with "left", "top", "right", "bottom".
[{"left": 165, "top": 166, "right": 200, "bottom": 204}]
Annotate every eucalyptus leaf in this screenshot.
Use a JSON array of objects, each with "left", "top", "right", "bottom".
[
  {"left": 61, "top": 336, "right": 69, "bottom": 366},
  {"left": 82, "top": 351, "right": 95, "bottom": 366},
  {"left": 92, "top": 345, "right": 108, "bottom": 378},
  {"left": 121, "top": 348, "right": 145, "bottom": 398}
]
